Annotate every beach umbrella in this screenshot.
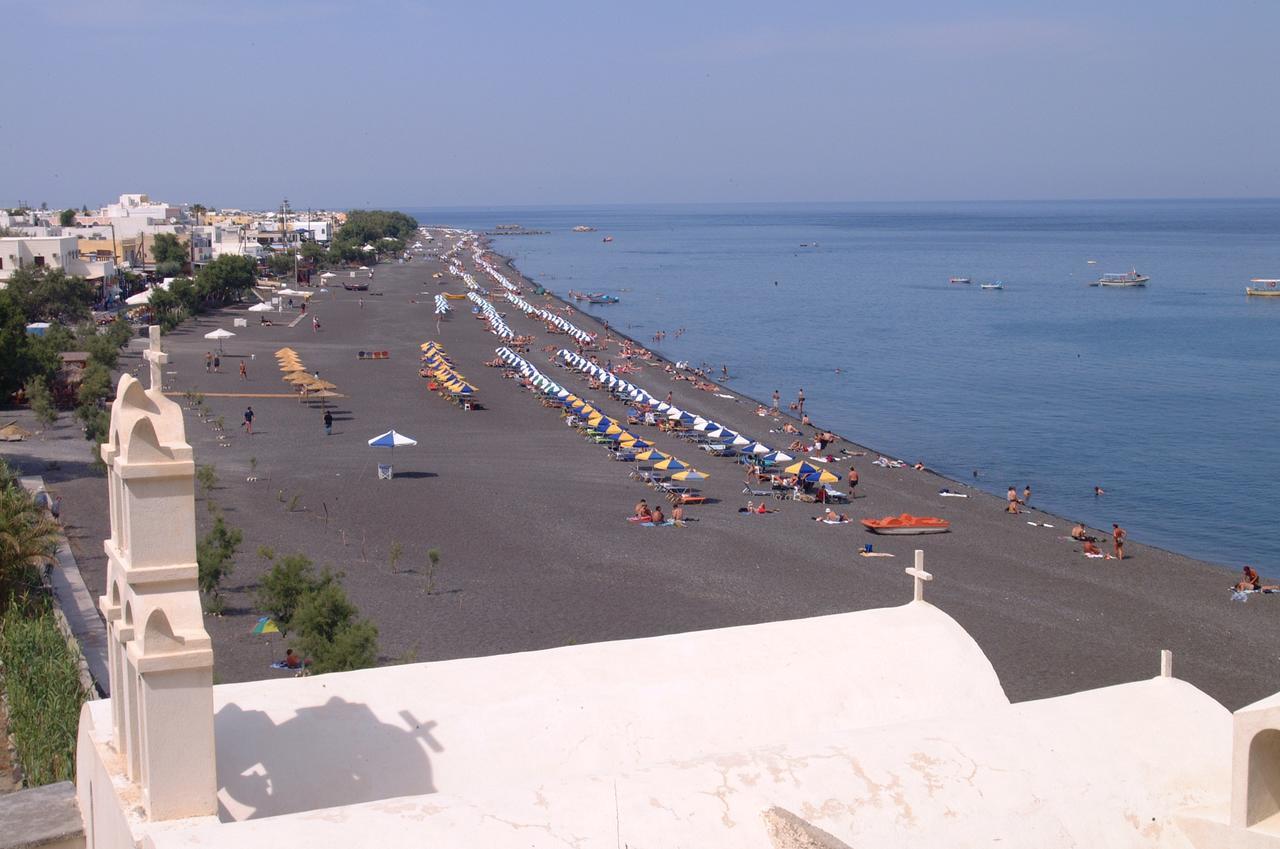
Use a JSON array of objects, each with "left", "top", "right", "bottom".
[
  {"left": 761, "top": 450, "right": 793, "bottom": 464},
  {"left": 802, "top": 469, "right": 840, "bottom": 485},
  {"left": 252, "top": 616, "right": 280, "bottom": 635},
  {"left": 248, "top": 301, "right": 273, "bottom": 312},
  {"left": 275, "top": 348, "right": 297, "bottom": 355},
  {"left": 653, "top": 457, "right": 689, "bottom": 471},
  {"left": 728, "top": 434, "right": 752, "bottom": 447},
  {"left": 671, "top": 469, "right": 709, "bottom": 482},
  {"left": 636, "top": 449, "right": 669, "bottom": 462},
  {"left": 306, "top": 389, "right": 341, "bottom": 409},
  {"left": 305, "top": 379, "right": 338, "bottom": 391},
  {"left": 284, "top": 373, "right": 312, "bottom": 384},
  {"left": 320, "top": 272, "right": 336, "bottom": 279},
  {"left": 368, "top": 429, "right": 417, "bottom": 479},
  {"left": 784, "top": 460, "right": 824, "bottom": 477},
  {"left": 203, "top": 328, "right": 235, "bottom": 352}
]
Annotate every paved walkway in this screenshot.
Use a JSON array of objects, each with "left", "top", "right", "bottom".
[{"left": 20, "top": 476, "right": 110, "bottom": 697}]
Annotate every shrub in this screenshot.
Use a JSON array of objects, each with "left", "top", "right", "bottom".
[
  {"left": 0, "top": 600, "right": 89, "bottom": 785},
  {"left": 196, "top": 516, "right": 241, "bottom": 609},
  {"left": 25, "top": 378, "right": 57, "bottom": 426},
  {"left": 255, "top": 552, "right": 335, "bottom": 633},
  {"left": 293, "top": 581, "right": 378, "bottom": 674}
]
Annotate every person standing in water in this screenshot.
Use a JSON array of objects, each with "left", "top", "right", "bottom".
[
  {"left": 771, "top": 390, "right": 780, "bottom": 412},
  {"left": 796, "top": 388, "right": 805, "bottom": 413}
]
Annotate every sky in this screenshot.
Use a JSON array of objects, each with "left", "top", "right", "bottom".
[{"left": 3, "top": 0, "right": 1278, "bottom": 209}]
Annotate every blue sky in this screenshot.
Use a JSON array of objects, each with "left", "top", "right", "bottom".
[{"left": 4, "top": 1, "right": 1277, "bottom": 209}]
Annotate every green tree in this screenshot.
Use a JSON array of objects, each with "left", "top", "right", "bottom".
[
  {"left": 4, "top": 267, "right": 95, "bottom": 325},
  {"left": 255, "top": 552, "right": 337, "bottom": 633},
  {"left": 293, "top": 581, "right": 379, "bottom": 673},
  {"left": 25, "top": 378, "right": 57, "bottom": 426},
  {"left": 76, "top": 362, "right": 112, "bottom": 408},
  {"left": 196, "top": 516, "right": 242, "bottom": 609},
  {"left": 329, "top": 210, "right": 418, "bottom": 264},
  {"left": 58, "top": 208, "right": 77, "bottom": 227},
  {"left": 151, "top": 233, "right": 187, "bottom": 268},
  {"left": 299, "top": 241, "right": 327, "bottom": 265},
  {"left": 0, "top": 293, "right": 43, "bottom": 400},
  {"left": 195, "top": 255, "right": 256, "bottom": 305},
  {"left": 267, "top": 252, "right": 296, "bottom": 279},
  {"left": 155, "top": 260, "right": 183, "bottom": 279}
]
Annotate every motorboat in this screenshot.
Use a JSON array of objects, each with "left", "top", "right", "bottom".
[
  {"left": 568, "top": 290, "right": 620, "bottom": 304},
  {"left": 1246, "top": 279, "right": 1280, "bottom": 297},
  {"left": 860, "top": 513, "right": 951, "bottom": 535},
  {"left": 949, "top": 277, "right": 972, "bottom": 285},
  {"left": 572, "top": 225, "right": 596, "bottom": 232},
  {"left": 980, "top": 282, "right": 1004, "bottom": 290},
  {"left": 1095, "top": 270, "right": 1149, "bottom": 287},
  {"left": 602, "top": 235, "right": 614, "bottom": 243}
]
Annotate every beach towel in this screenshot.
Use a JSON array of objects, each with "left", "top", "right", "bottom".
[
  {"left": 938, "top": 489, "right": 968, "bottom": 497},
  {"left": 715, "top": 393, "right": 735, "bottom": 399},
  {"left": 858, "top": 551, "right": 895, "bottom": 558},
  {"left": 640, "top": 520, "right": 677, "bottom": 527},
  {"left": 1026, "top": 521, "right": 1055, "bottom": 528},
  {"left": 821, "top": 519, "right": 851, "bottom": 525},
  {"left": 1231, "top": 588, "right": 1279, "bottom": 603}
]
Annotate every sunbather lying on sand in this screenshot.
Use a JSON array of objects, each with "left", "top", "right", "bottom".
[
  {"left": 1235, "top": 566, "right": 1280, "bottom": 592},
  {"left": 739, "top": 501, "right": 775, "bottom": 514},
  {"left": 813, "top": 509, "right": 850, "bottom": 524},
  {"left": 1082, "top": 540, "right": 1114, "bottom": 558},
  {"left": 783, "top": 423, "right": 801, "bottom": 434}
]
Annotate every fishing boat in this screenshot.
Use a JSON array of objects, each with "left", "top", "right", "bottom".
[
  {"left": 1094, "top": 269, "right": 1149, "bottom": 287},
  {"left": 568, "top": 290, "right": 621, "bottom": 304},
  {"left": 949, "top": 277, "right": 972, "bottom": 285},
  {"left": 861, "top": 514, "right": 951, "bottom": 535},
  {"left": 1246, "top": 279, "right": 1280, "bottom": 297},
  {"left": 980, "top": 282, "right": 1004, "bottom": 290},
  {"left": 572, "top": 225, "right": 596, "bottom": 232}
]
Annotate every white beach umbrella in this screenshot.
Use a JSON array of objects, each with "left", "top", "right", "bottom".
[
  {"left": 203, "top": 328, "right": 235, "bottom": 352},
  {"left": 320, "top": 272, "right": 336, "bottom": 279},
  {"left": 248, "top": 302, "right": 273, "bottom": 312}
]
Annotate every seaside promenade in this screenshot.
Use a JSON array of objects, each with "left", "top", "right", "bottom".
[{"left": 9, "top": 229, "right": 1278, "bottom": 710}]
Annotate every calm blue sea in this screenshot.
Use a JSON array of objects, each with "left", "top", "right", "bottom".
[{"left": 404, "top": 201, "right": 1280, "bottom": 569}]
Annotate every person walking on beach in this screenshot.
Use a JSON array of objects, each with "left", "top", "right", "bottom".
[
  {"left": 239, "top": 361, "right": 248, "bottom": 380},
  {"left": 212, "top": 354, "right": 221, "bottom": 373},
  {"left": 771, "top": 390, "right": 780, "bottom": 412},
  {"left": 796, "top": 388, "right": 805, "bottom": 414},
  {"left": 1112, "top": 523, "right": 1127, "bottom": 559},
  {"left": 847, "top": 466, "right": 859, "bottom": 497},
  {"left": 204, "top": 351, "right": 212, "bottom": 373},
  {"left": 323, "top": 410, "right": 333, "bottom": 436},
  {"left": 1006, "top": 486, "right": 1021, "bottom": 514},
  {"left": 243, "top": 406, "right": 255, "bottom": 435}
]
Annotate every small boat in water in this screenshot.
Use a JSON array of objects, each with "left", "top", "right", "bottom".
[
  {"left": 568, "top": 290, "right": 620, "bottom": 304},
  {"left": 861, "top": 513, "right": 951, "bottom": 535},
  {"left": 949, "top": 277, "right": 972, "bottom": 285},
  {"left": 980, "top": 282, "right": 1004, "bottom": 290},
  {"left": 1246, "top": 279, "right": 1280, "bottom": 297},
  {"left": 1095, "top": 269, "right": 1149, "bottom": 287},
  {"left": 572, "top": 225, "right": 596, "bottom": 232},
  {"left": 602, "top": 235, "right": 614, "bottom": 243}
]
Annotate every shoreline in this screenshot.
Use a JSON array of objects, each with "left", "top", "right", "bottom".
[{"left": 486, "top": 238, "right": 1230, "bottom": 573}]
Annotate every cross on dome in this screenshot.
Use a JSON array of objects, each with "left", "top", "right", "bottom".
[
  {"left": 905, "top": 549, "right": 933, "bottom": 602},
  {"left": 143, "top": 325, "right": 169, "bottom": 391}
]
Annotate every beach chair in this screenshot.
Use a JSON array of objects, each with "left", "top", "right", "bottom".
[
  {"left": 742, "top": 482, "right": 774, "bottom": 498},
  {"left": 823, "top": 487, "right": 850, "bottom": 503},
  {"left": 671, "top": 493, "right": 708, "bottom": 506}
]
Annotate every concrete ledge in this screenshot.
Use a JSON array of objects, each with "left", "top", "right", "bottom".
[{"left": 0, "top": 781, "right": 85, "bottom": 849}]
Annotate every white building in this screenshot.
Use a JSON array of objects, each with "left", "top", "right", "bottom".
[
  {"left": 99, "top": 193, "right": 181, "bottom": 240},
  {"left": 71, "top": 341, "right": 1280, "bottom": 849},
  {"left": 0, "top": 234, "right": 115, "bottom": 284}
]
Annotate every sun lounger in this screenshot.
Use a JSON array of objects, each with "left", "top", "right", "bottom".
[
  {"left": 743, "top": 482, "right": 774, "bottom": 497},
  {"left": 670, "top": 493, "right": 707, "bottom": 505},
  {"left": 822, "top": 487, "right": 849, "bottom": 503},
  {"left": 610, "top": 450, "right": 637, "bottom": 461}
]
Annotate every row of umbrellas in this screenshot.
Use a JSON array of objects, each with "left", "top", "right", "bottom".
[
  {"left": 503, "top": 293, "right": 594, "bottom": 343},
  {"left": 474, "top": 251, "right": 519, "bottom": 292},
  {"left": 276, "top": 347, "right": 341, "bottom": 407},
  {"left": 420, "top": 342, "right": 476, "bottom": 396},
  {"left": 434, "top": 294, "right": 452, "bottom": 315},
  {"left": 558, "top": 349, "right": 839, "bottom": 484},
  {"left": 494, "top": 346, "right": 709, "bottom": 482},
  {"left": 467, "top": 292, "right": 514, "bottom": 339}
]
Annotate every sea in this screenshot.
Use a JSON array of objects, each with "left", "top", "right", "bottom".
[{"left": 403, "top": 201, "right": 1280, "bottom": 570}]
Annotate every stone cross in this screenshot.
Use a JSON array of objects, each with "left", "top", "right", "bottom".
[
  {"left": 143, "top": 325, "right": 169, "bottom": 391},
  {"left": 905, "top": 549, "right": 933, "bottom": 602}
]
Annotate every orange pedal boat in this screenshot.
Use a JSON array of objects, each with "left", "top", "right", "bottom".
[{"left": 861, "top": 513, "right": 951, "bottom": 535}]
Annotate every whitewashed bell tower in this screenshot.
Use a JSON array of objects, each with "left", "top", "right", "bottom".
[{"left": 97, "top": 326, "right": 216, "bottom": 821}]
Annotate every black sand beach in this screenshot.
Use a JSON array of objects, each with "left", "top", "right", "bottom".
[{"left": 6, "top": 229, "right": 1278, "bottom": 709}]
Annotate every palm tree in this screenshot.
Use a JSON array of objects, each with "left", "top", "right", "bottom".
[
  {"left": 191, "top": 204, "right": 207, "bottom": 227},
  {"left": 0, "top": 481, "right": 61, "bottom": 605}
]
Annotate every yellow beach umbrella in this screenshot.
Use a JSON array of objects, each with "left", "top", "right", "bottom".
[
  {"left": 275, "top": 347, "right": 297, "bottom": 356},
  {"left": 284, "top": 373, "right": 312, "bottom": 384},
  {"left": 653, "top": 457, "right": 690, "bottom": 471},
  {"left": 280, "top": 363, "right": 305, "bottom": 372},
  {"left": 635, "top": 449, "right": 669, "bottom": 461},
  {"left": 808, "top": 470, "right": 839, "bottom": 485},
  {"left": 671, "top": 469, "right": 709, "bottom": 482},
  {"left": 602, "top": 422, "right": 624, "bottom": 435},
  {"left": 305, "top": 379, "right": 338, "bottom": 391}
]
